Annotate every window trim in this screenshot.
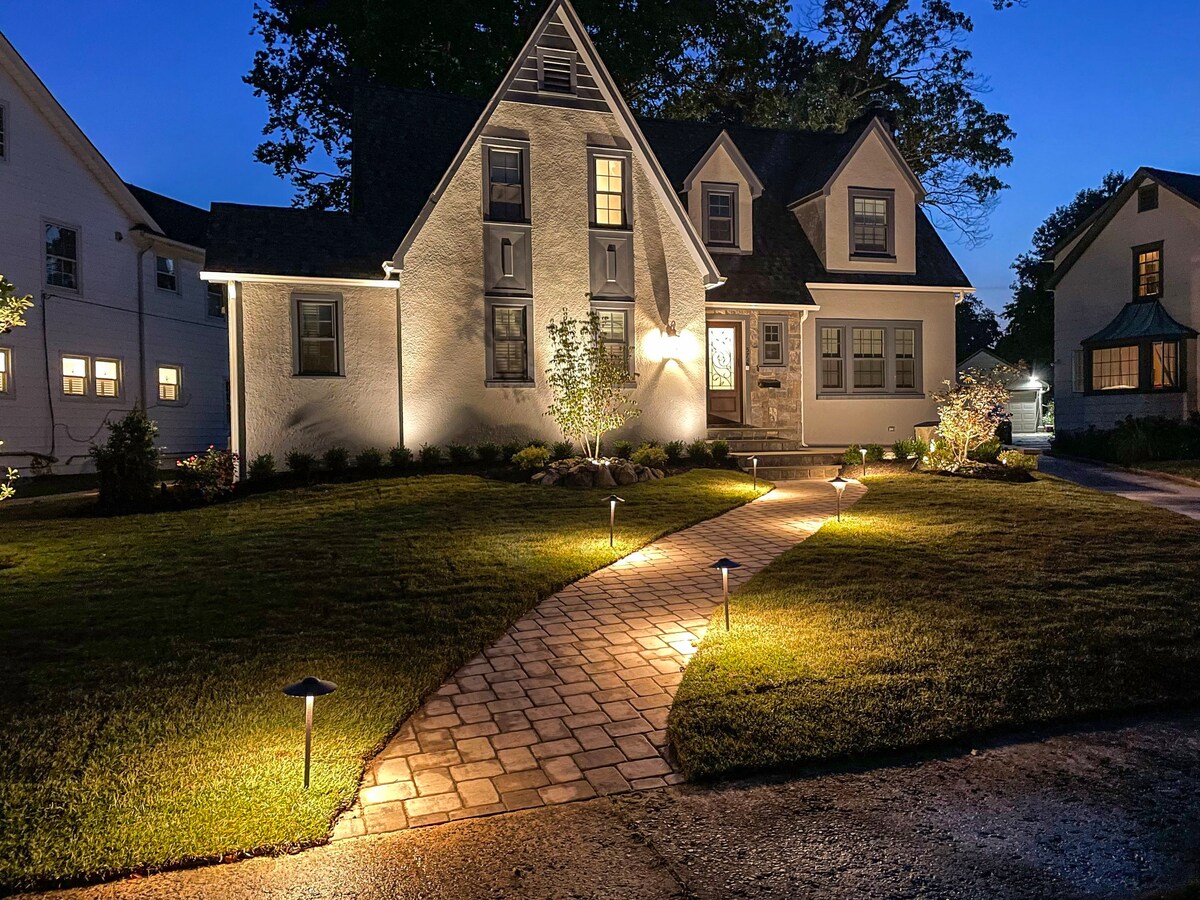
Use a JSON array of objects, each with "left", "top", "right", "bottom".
[
  {"left": 481, "top": 137, "right": 531, "bottom": 224},
  {"left": 758, "top": 316, "right": 788, "bottom": 368},
  {"left": 591, "top": 299, "right": 636, "bottom": 385},
  {"left": 701, "top": 182, "right": 738, "bottom": 249},
  {"left": 206, "top": 281, "right": 227, "bottom": 319},
  {"left": 816, "top": 319, "right": 924, "bottom": 397},
  {"left": 44, "top": 219, "right": 81, "bottom": 293},
  {"left": 157, "top": 364, "right": 183, "bottom": 403},
  {"left": 588, "top": 147, "right": 633, "bottom": 231},
  {"left": 93, "top": 357, "right": 122, "bottom": 399},
  {"left": 1138, "top": 183, "right": 1159, "bottom": 213},
  {"left": 1084, "top": 337, "right": 1187, "bottom": 395},
  {"left": 1132, "top": 241, "right": 1164, "bottom": 300},
  {"left": 291, "top": 294, "right": 344, "bottom": 378},
  {"left": 536, "top": 46, "right": 577, "bottom": 95},
  {"left": 60, "top": 353, "right": 90, "bottom": 398},
  {"left": 0, "top": 100, "right": 9, "bottom": 163},
  {"left": 848, "top": 187, "right": 896, "bottom": 260},
  {"left": 485, "top": 296, "right": 535, "bottom": 387},
  {"left": 0, "top": 347, "right": 11, "bottom": 397},
  {"left": 155, "top": 254, "right": 179, "bottom": 293}
]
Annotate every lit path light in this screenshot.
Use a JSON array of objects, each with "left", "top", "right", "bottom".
[
  {"left": 830, "top": 476, "right": 848, "bottom": 521},
  {"left": 860, "top": 447, "right": 868, "bottom": 477},
  {"left": 750, "top": 456, "right": 759, "bottom": 490},
  {"left": 711, "top": 557, "right": 743, "bottom": 631},
  {"left": 605, "top": 494, "right": 625, "bottom": 547},
  {"left": 283, "top": 676, "right": 337, "bottom": 789}
]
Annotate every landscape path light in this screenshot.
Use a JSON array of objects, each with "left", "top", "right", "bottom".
[
  {"left": 830, "top": 476, "right": 848, "bottom": 522},
  {"left": 282, "top": 676, "right": 337, "bottom": 789},
  {"left": 750, "top": 456, "right": 759, "bottom": 490},
  {"left": 711, "top": 557, "right": 743, "bottom": 631},
  {"left": 860, "top": 446, "right": 868, "bottom": 477},
  {"left": 605, "top": 494, "right": 625, "bottom": 547}
]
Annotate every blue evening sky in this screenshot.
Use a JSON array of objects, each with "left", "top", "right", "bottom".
[{"left": 4, "top": 1, "right": 1199, "bottom": 318}]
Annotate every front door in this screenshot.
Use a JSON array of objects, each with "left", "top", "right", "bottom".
[{"left": 706, "top": 321, "right": 743, "bottom": 425}]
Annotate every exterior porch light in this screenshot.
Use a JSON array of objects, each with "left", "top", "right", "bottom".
[
  {"left": 282, "top": 676, "right": 337, "bottom": 789},
  {"left": 605, "top": 494, "right": 625, "bottom": 547},
  {"left": 859, "top": 447, "right": 867, "bottom": 477},
  {"left": 750, "top": 456, "right": 759, "bottom": 490},
  {"left": 661, "top": 321, "right": 681, "bottom": 361},
  {"left": 830, "top": 476, "right": 848, "bottom": 521},
  {"left": 711, "top": 557, "right": 743, "bottom": 631}
]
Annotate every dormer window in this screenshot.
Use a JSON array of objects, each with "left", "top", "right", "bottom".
[
  {"left": 702, "top": 184, "right": 738, "bottom": 248},
  {"left": 537, "top": 48, "right": 576, "bottom": 94},
  {"left": 849, "top": 188, "right": 894, "bottom": 257}
]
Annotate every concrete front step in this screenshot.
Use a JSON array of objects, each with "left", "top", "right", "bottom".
[{"left": 734, "top": 450, "right": 845, "bottom": 468}]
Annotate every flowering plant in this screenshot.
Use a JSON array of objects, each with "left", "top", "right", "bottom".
[
  {"left": 176, "top": 446, "right": 238, "bottom": 501},
  {"left": 928, "top": 369, "right": 1011, "bottom": 470}
]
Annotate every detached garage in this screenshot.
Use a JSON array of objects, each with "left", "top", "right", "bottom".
[{"left": 958, "top": 349, "right": 1049, "bottom": 435}]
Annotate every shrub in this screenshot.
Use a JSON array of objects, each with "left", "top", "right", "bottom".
[
  {"left": 664, "top": 440, "right": 686, "bottom": 465},
  {"left": 631, "top": 443, "right": 668, "bottom": 468},
  {"left": 501, "top": 440, "right": 525, "bottom": 463},
  {"left": 970, "top": 438, "right": 1002, "bottom": 463},
  {"left": 388, "top": 445, "right": 413, "bottom": 469},
  {"left": 447, "top": 444, "right": 474, "bottom": 465},
  {"left": 285, "top": 450, "right": 316, "bottom": 479},
  {"left": 550, "top": 440, "right": 575, "bottom": 460},
  {"left": 419, "top": 443, "right": 443, "bottom": 468},
  {"left": 90, "top": 406, "right": 160, "bottom": 514},
  {"left": 512, "top": 445, "right": 552, "bottom": 471},
  {"left": 356, "top": 447, "right": 385, "bottom": 474},
  {"left": 475, "top": 442, "right": 502, "bottom": 465},
  {"left": 687, "top": 439, "right": 712, "bottom": 466},
  {"left": 892, "top": 438, "right": 929, "bottom": 461},
  {"left": 842, "top": 444, "right": 864, "bottom": 466},
  {"left": 932, "top": 370, "right": 1011, "bottom": 470},
  {"left": 999, "top": 449, "right": 1037, "bottom": 471},
  {"left": 248, "top": 453, "right": 276, "bottom": 480},
  {"left": 323, "top": 446, "right": 350, "bottom": 476},
  {"left": 612, "top": 439, "right": 634, "bottom": 460},
  {"left": 710, "top": 439, "right": 731, "bottom": 463},
  {"left": 864, "top": 443, "right": 885, "bottom": 462},
  {"left": 1053, "top": 415, "right": 1200, "bottom": 466},
  {"left": 176, "top": 446, "right": 238, "bottom": 502}
]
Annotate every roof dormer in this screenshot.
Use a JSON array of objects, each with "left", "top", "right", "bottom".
[{"left": 683, "top": 130, "right": 763, "bottom": 254}]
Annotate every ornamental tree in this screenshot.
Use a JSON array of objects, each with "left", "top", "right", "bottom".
[
  {"left": 545, "top": 307, "right": 639, "bottom": 460},
  {"left": 930, "top": 368, "right": 1011, "bottom": 469},
  {"left": 0, "top": 274, "right": 33, "bottom": 502}
]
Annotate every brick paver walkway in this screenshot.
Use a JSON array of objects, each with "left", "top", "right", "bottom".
[{"left": 333, "top": 479, "right": 866, "bottom": 839}]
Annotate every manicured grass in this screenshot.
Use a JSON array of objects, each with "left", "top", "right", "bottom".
[
  {"left": 1138, "top": 460, "right": 1200, "bottom": 482},
  {"left": 670, "top": 471, "right": 1200, "bottom": 780},
  {"left": 0, "top": 470, "right": 763, "bottom": 890}
]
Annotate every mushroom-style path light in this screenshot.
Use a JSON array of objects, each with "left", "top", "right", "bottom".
[
  {"left": 750, "top": 456, "right": 759, "bottom": 490},
  {"left": 711, "top": 557, "right": 743, "bottom": 631},
  {"left": 605, "top": 494, "right": 625, "bottom": 547},
  {"left": 282, "top": 676, "right": 337, "bottom": 789},
  {"left": 859, "top": 446, "right": 868, "bottom": 477},
  {"left": 830, "top": 476, "right": 848, "bottom": 522}
]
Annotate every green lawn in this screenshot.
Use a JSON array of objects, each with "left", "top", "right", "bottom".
[
  {"left": 670, "top": 471, "right": 1200, "bottom": 780},
  {"left": 0, "top": 470, "right": 763, "bottom": 891}
]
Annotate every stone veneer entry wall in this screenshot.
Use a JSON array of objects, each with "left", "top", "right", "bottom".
[{"left": 706, "top": 306, "right": 804, "bottom": 437}]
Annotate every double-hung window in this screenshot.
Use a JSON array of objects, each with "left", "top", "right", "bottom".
[
  {"left": 852, "top": 327, "right": 886, "bottom": 389},
  {"left": 819, "top": 321, "right": 922, "bottom": 395},
  {"left": 158, "top": 365, "right": 182, "bottom": 402},
  {"left": 45, "top": 223, "right": 79, "bottom": 290},
  {"left": 0, "top": 348, "right": 9, "bottom": 394},
  {"left": 296, "top": 299, "right": 340, "bottom": 376},
  {"left": 156, "top": 256, "right": 178, "bottom": 292},
  {"left": 94, "top": 359, "right": 120, "bottom": 398},
  {"left": 593, "top": 305, "right": 632, "bottom": 378},
  {"left": 486, "top": 146, "right": 526, "bottom": 222},
  {"left": 849, "top": 189, "right": 893, "bottom": 257},
  {"left": 489, "top": 302, "right": 530, "bottom": 383},
  {"left": 1134, "top": 243, "right": 1163, "bottom": 298},
  {"left": 894, "top": 328, "right": 917, "bottom": 389},
  {"left": 61, "top": 355, "right": 88, "bottom": 396},
  {"left": 703, "top": 184, "right": 737, "bottom": 248},
  {"left": 760, "top": 319, "right": 786, "bottom": 367},
  {"left": 592, "top": 155, "right": 627, "bottom": 228},
  {"left": 820, "top": 327, "right": 843, "bottom": 389}
]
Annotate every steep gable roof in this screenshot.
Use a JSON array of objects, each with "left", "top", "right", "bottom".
[
  {"left": 682, "top": 130, "right": 764, "bottom": 198},
  {"left": 126, "top": 185, "right": 209, "bottom": 249}
]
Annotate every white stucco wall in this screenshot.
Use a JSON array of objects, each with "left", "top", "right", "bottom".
[
  {"left": 1053, "top": 177, "right": 1200, "bottom": 433},
  {"left": 236, "top": 281, "right": 400, "bottom": 461},
  {"left": 803, "top": 287, "right": 957, "bottom": 444},
  {"left": 0, "top": 57, "right": 227, "bottom": 474},
  {"left": 397, "top": 98, "right": 708, "bottom": 450}
]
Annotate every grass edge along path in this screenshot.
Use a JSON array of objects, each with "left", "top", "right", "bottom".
[
  {"left": 669, "top": 471, "right": 1200, "bottom": 781},
  {"left": 0, "top": 470, "right": 765, "bottom": 891}
]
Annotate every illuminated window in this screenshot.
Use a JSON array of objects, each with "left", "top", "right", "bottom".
[
  {"left": 594, "top": 306, "right": 631, "bottom": 376},
  {"left": 490, "top": 304, "right": 529, "bottom": 381},
  {"left": 704, "top": 185, "right": 736, "bottom": 247},
  {"left": 94, "top": 358, "right": 120, "bottom": 398},
  {"left": 156, "top": 256, "right": 177, "bottom": 292},
  {"left": 1153, "top": 340, "right": 1179, "bottom": 390},
  {"left": 296, "top": 299, "right": 340, "bottom": 375},
  {"left": 1091, "top": 345, "right": 1139, "bottom": 390},
  {"left": 158, "top": 365, "right": 182, "bottom": 402},
  {"left": 45, "top": 222, "right": 79, "bottom": 290},
  {"left": 0, "top": 348, "right": 9, "bottom": 393},
  {"left": 592, "top": 155, "right": 627, "bottom": 228},
  {"left": 852, "top": 327, "right": 886, "bottom": 389},
  {"left": 207, "top": 282, "right": 226, "bottom": 318},
  {"left": 62, "top": 355, "right": 87, "bottom": 395},
  {"left": 821, "top": 327, "right": 843, "bottom": 389},
  {"left": 850, "top": 190, "right": 893, "bottom": 256},
  {"left": 1135, "top": 244, "right": 1163, "bottom": 298},
  {"left": 486, "top": 146, "right": 525, "bottom": 222}
]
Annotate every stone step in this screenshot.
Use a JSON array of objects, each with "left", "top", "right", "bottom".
[
  {"left": 753, "top": 465, "right": 844, "bottom": 481},
  {"left": 718, "top": 439, "right": 803, "bottom": 453},
  {"left": 734, "top": 450, "right": 845, "bottom": 468},
  {"left": 706, "top": 427, "right": 788, "bottom": 441}
]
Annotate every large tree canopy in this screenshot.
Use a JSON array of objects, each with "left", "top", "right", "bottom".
[
  {"left": 956, "top": 293, "right": 1002, "bottom": 362},
  {"left": 996, "top": 170, "right": 1126, "bottom": 371}
]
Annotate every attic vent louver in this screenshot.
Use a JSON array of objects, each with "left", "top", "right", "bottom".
[{"left": 539, "top": 50, "right": 575, "bottom": 94}]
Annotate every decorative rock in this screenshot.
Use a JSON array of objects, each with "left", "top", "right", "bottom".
[
  {"left": 595, "top": 465, "right": 617, "bottom": 488},
  {"left": 529, "top": 456, "right": 676, "bottom": 488},
  {"left": 613, "top": 463, "right": 638, "bottom": 486},
  {"left": 651, "top": 468, "right": 665, "bottom": 480},
  {"left": 636, "top": 468, "right": 651, "bottom": 482}
]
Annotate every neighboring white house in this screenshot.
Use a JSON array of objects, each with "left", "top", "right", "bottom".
[
  {"left": 958, "top": 348, "right": 1049, "bottom": 435},
  {"left": 203, "top": 0, "right": 972, "bottom": 472},
  {"left": 1050, "top": 167, "right": 1200, "bottom": 434},
  {"left": 0, "top": 31, "right": 229, "bottom": 475}
]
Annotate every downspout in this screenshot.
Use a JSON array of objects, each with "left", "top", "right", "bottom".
[
  {"left": 136, "top": 246, "right": 148, "bottom": 405},
  {"left": 798, "top": 308, "right": 810, "bottom": 447},
  {"left": 386, "top": 262, "right": 403, "bottom": 449}
]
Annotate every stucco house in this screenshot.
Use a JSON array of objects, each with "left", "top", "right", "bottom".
[
  {"left": 958, "top": 348, "right": 1049, "bottom": 435},
  {"left": 204, "top": 0, "right": 971, "bottom": 473},
  {"left": 1050, "top": 168, "right": 1200, "bottom": 434},
  {"left": 0, "top": 31, "right": 229, "bottom": 475}
]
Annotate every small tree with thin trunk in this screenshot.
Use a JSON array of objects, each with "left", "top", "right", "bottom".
[
  {"left": 545, "top": 307, "right": 639, "bottom": 459},
  {"left": 930, "top": 368, "right": 1011, "bottom": 470},
  {"left": 0, "top": 274, "right": 33, "bottom": 502}
]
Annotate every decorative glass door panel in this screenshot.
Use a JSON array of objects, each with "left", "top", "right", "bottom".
[
  {"left": 706, "top": 322, "right": 743, "bottom": 424},
  {"left": 708, "top": 327, "right": 736, "bottom": 391}
]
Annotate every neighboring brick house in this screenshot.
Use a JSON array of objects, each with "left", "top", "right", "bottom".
[
  {"left": 0, "top": 31, "right": 229, "bottom": 474},
  {"left": 1050, "top": 168, "right": 1200, "bottom": 434},
  {"left": 204, "top": 0, "right": 972, "bottom": 472}
]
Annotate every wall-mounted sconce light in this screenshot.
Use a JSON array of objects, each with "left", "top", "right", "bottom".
[{"left": 661, "top": 321, "right": 681, "bottom": 361}]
